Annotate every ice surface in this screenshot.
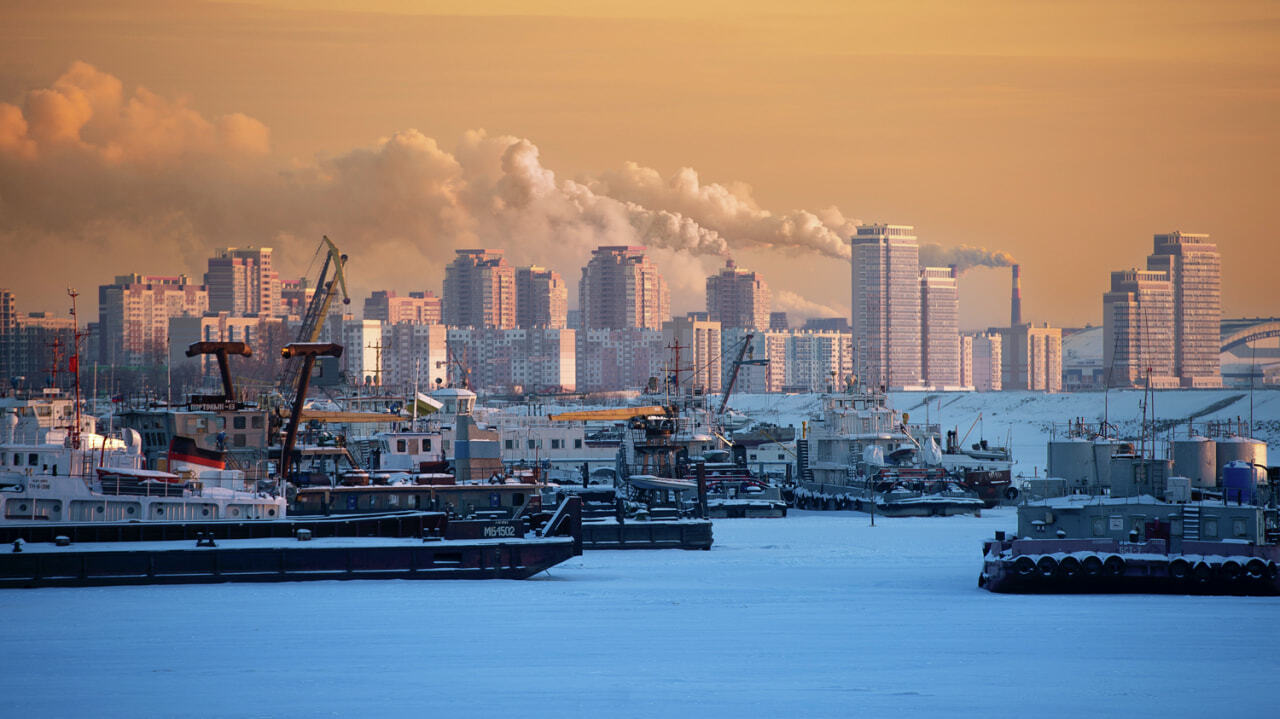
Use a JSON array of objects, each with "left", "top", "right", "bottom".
[{"left": 1, "top": 508, "right": 1276, "bottom": 718}]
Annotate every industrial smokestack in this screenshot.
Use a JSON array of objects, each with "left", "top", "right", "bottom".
[{"left": 1010, "top": 264, "right": 1023, "bottom": 327}]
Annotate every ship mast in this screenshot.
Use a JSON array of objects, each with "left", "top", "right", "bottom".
[{"left": 68, "top": 288, "right": 84, "bottom": 450}]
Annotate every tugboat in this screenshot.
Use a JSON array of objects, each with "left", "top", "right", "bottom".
[
  {"left": 981, "top": 418, "right": 1279, "bottom": 596},
  {"left": 794, "top": 386, "right": 984, "bottom": 516}
]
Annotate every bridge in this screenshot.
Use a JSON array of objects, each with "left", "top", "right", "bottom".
[{"left": 1221, "top": 321, "right": 1280, "bottom": 353}]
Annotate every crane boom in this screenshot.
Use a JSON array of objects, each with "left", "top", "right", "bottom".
[
  {"left": 549, "top": 406, "right": 671, "bottom": 422},
  {"left": 278, "top": 237, "right": 349, "bottom": 393},
  {"left": 718, "top": 333, "right": 768, "bottom": 414}
]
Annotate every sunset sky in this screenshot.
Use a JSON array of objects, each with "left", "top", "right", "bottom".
[{"left": 1, "top": 0, "right": 1277, "bottom": 329}]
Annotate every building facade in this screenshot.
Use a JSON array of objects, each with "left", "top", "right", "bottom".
[
  {"left": 967, "top": 332, "right": 1002, "bottom": 392},
  {"left": 1103, "top": 269, "right": 1178, "bottom": 389},
  {"left": 1147, "top": 231, "right": 1222, "bottom": 387},
  {"left": 204, "top": 247, "right": 280, "bottom": 317},
  {"left": 851, "top": 224, "right": 922, "bottom": 389},
  {"left": 446, "top": 328, "right": 575, "bottom": 393},
  {"left": 578, "top": 246, "right": 669, "bottom": 331},
  {"left": 663, "top": 315, "right": 722, "bottom": 394},
  {"left": 364, "top": 290, "right": 443, "bottom": 325},
  {"left": 381, "top": 322, "right": 448, "bottom": 393},
  {"left": 443, "top": 249, "right": 516, "bottom": 329},
  {"left": 515, "top": 266, "right": 568, "bottom": 329},
  {"left": 920, "top": 266, "right": 961, "bottom": 388},
  {"left": 575, "top": 328, "right": 666, "bottom": 393},
  {"left": 996, "top": 323, "right": 1062, "bottom": 392},
  {"left": 98, "top": 274, "right": 208, "bottom": 366},
  {"left": 705, "top": 260, "right": 771, "bottom": 330}
]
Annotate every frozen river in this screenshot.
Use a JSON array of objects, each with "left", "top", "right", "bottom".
[{"left": 2, "top": 509, "right": 1277, "bottom": 717}]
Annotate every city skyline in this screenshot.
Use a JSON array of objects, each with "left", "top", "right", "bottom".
[{"left": 2, "top": 2, "right": 1278, "bottom": 328}]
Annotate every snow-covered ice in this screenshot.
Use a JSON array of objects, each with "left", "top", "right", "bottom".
[{"left": 2, "top": 508, "right": 1276, "bottom": 718}]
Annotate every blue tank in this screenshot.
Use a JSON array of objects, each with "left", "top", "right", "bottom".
[{"left": 1222, "top": 460, "right": 1257, "bottom": 504}]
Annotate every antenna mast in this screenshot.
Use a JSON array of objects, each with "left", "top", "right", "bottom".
[{"left": 68, "top": 289, "right": 83, "bottom": 450}]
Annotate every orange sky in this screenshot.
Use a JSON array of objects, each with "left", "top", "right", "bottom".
[{"left": 1, "top": 0, "right": 1277, "bottom": 329}]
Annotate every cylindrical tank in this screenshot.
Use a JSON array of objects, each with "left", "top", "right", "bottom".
[
  {"left": 1222, "top": 460, "right": 1258, "bottom": 504},
  {"left": 1047, "top": 439, "right": 1094, "bottom": 487},
  {"left": 1216, "top": 438, "right": 1267, "bottom": 484},
  {"left": 1092, "top": 440, "right": 1133, "bottom": 490},
  {"left": 1172, "top": 437, "right": 1217, "bottom": 488}
]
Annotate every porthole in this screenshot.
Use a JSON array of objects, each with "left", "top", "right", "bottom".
[
  {"left": 230, "top": 508, "right": 240, "bottom": 517},
  {"left": 268, "top": 509, "right": 276, "bottom": 517},
  {"left": 96, "top": 506, "right": 104, "bottom": 514},
  {"left": 127, "top": 507, "right": 136, "bottom": 515},
  {"left": 18, "top": 504, "right": 28, "bottom": 512},
  {"left": 155, "top": 506, "right": 164, "bottom": 515},
  {"left": 201, "top": 508, "right": 210, "bottom": 516}
]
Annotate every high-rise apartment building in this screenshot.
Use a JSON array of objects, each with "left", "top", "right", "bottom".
[
  {"left": 920, "top": 266, "right": 961, "bottom": 388},
  {"left": 381, "top": 322, "right": 449, "bottom": 392},
  {"left": 0, "top": 289, "right": 15, "bottom": 382},
  {"left": 784, "top": 330, "right": 854, "bottom": 393},
  {"left": 443, "top": 250, "right": 516, "bottom": 329},
  {"left": 967, "top": 332, "right": 1002, "bottom": 391},
  {"left": 364, "top": 290, "right": 443, "bottom": 325},
  {"left": 515, "top": 267, "right": 568, "bottom": 329},
  {"left": 719, "top": 328, "right": 788, "bottom": 393},
  {"left": 279, "top": 279, "right": 313, "bottom": 318},
  {"left": 98, "top": 274, "right": 208, "bottom": 366},
  {"left": 995, "top": 323, "right": 1062, "bottom": 392},
  {"left": 447, "top": 328, "right": 575, "bottom": 393},
  {"left": 1147, "top": 231, "right": 1222, "bottom": 387},
  {"left": 575, "top": 328, "right": 666, "bottom": 393},
  {"left": 578, "top": 246, "right": 669, "bottom": 331},
  {"left": 706, "top": 260, "right": 771, "bottom": 330},
  {"left": 1103, "top": 269, "right": 1178, "bottom": 389},
  {"left": 769, "top": 312, "right": 790, "bottom": 331},
  {"left": 851, "top": 224, "right": 922, "bottom": 389},
  {"left": 663, "top": 314, "right": 722, "bottom": 394},
  {"left": 204, "top": 247, "right": 280, "bottom": 317}
]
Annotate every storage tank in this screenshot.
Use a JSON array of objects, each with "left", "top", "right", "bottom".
[
  {"left": 1171, "top": 437, "right": 1217, "bottom": 488},
  {"left": 1091, "top": 440, "right": 1133, "bottom": 490},
  {"left": 1215, "top": 437, "right": 1267, "bottom": 484},
  {"left": 1222, "top": 460, "right": 1257, "bottom": 504},
  {"left": 1047, "top": 439, "right": 1094, "bottom": 490}
]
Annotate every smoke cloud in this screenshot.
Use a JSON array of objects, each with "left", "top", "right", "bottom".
[
  {"left": 773, "top": 291, "right": 848, "bottom": 323},
  {"left": 919, "top": 243, "right": 1016, "bottom": 272},
  {"left": 0, "top": 63, "right": 1013, "bottom": 315}
]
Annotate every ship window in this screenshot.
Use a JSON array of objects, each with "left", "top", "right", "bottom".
[
  {"left": 28, "top": 453, "right": 38, "bottom": 465},
  {"left": 233, "top": 416, "right": 246, "bottom": 430},
  {"left": 552, "top": 439, "right": 563, "bottom": 449},
  {"left": 1091, "top": 517, "right": 1105, "bottom": 536},
  {"left": 251, "top": 416, "right": 263, "bottom": 429},
  {"left": 1233, "top": 518, "right": 1247, "bottom": 538},
  {"left": 1203, "top": 519, "right": 1218, "bottom": 538},
  {"left": 505, "top": 440, "right": 514, "bottom": 450},
  {"left": 422, "top": 439, "right": 431, "bottom": 451},
  {"left": 406, "top": 439, "right": 419, "bottom": 454},
  {"left": 396, "top": 440, "right": 407, "bottom": 453},
  {"left": 778, "top": 454, "right": 786, "bottom": 460},
  {"left": 12, "top": 454, "right": 19, "bottom": 466},
  {"left": 528, "top": 440, "right": 536, "bottom": 450},
  {"left": 512, "top": 493, "right": 524, "bottom": 506},
  {"left": 574, "top": 439, "right": 582, "bottom": 449}
]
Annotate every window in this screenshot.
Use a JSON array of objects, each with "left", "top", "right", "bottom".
[
  {"left": 28, "top": 453, "right": 38, "bottom": 466},
  {"left": 1233, "top": 518, "right": 1247, "bottom": 538},
  {"left": 233, "top": 416, "right": 246, "bottom": 430},
  {"left": 422, "top": 439, "right": 431, "bottom": 451},
  {"left": 251, "top": 416, "right": 263, "bottom": 429},
  {"left": 528, "top": 439, "right": 536, "bottom": 450},
  {"left": 551, "top": 439, "right": 563, "bottom": 449},
  {"left": 778, "top": 454, "right": 786, "bottom": 460},
  {"left": 574, "top": 439, "right": 582, "bottom": 449},
  {"left": 396, "top": 439, "right": 407, "bottom": 453},
  {"left": 12, "top": 454, "right": 19, "bottom": 466},
  {"left": 1091, "top": 517, "right": 1106, "bottom": 537},
  {"left": 1203, "top": 519, "right": 1219, "bottom": 538},
  {"left": 504, "top": 440, "right": 514, "bottom": 450}
]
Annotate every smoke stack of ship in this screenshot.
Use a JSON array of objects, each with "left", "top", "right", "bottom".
[{"left": 1010, "top": 264, "right": 1023, "bottom": 326}]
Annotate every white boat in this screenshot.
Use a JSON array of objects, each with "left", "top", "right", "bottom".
[{"left": 1, "top": 391, "right": 285, "bottom": 524}]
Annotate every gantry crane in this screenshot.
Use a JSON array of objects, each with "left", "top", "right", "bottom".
[{"left": 277, "top": 236, "right": 349, "bottom": 394}]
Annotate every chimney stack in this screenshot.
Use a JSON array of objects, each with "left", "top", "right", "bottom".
[{"left": 1010, "top": 264, "right": 1022, "bottom": 327}]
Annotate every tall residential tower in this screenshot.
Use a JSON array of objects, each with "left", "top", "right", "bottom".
[{"left": 851, "top": 224, "right": 922, "bottom": 389}]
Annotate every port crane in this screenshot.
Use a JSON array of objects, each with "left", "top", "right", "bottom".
[{"left": 277, "top": 236, "right": 350, "bottom": 394}]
